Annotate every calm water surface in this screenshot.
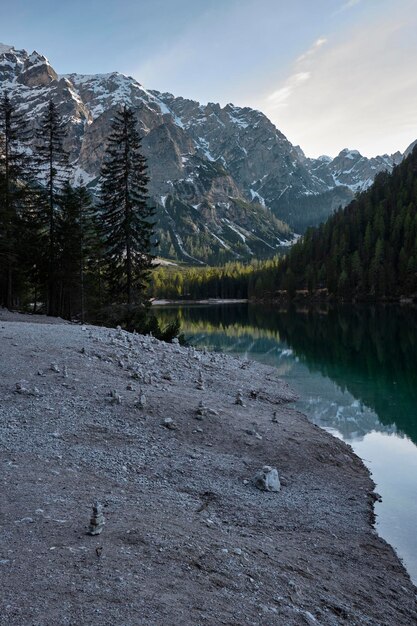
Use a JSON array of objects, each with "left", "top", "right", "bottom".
[{"left": 155, "top": 303, "right": 417, "bottom": 584}]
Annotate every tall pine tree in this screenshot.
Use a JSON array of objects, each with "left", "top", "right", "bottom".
[
  {"left": 35, "top": 100, "right": 70, "bottom": 316},
  {"left": 98, "top": 105, "right": 155, "bottom": 308},
  {"left": 0, "top": 92, "right": 34, "bottom": 309}
]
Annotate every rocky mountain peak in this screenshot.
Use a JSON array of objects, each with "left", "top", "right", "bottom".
[
  {"left": 0, "top": 44, "right": 57, "bottom": 88},
  {"left": 1, "top": 43, "right": 415, "bottom": 264},
  {"left": 18, "top": 50, "right": 57, "bottom": 87}
]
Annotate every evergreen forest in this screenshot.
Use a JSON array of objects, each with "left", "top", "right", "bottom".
[
  {"left": 275, "top": 146, "right": 417, "bottom": 300},
  {"left": 0, "top": 95, "right": 175, "bottom": 333},
  {"left": 152, "top": 146, "right": 417, "bottom": 303}
]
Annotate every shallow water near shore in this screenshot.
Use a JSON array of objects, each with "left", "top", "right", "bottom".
[{"left": 154, "top": 302, "right": 417, "bottom": 584}]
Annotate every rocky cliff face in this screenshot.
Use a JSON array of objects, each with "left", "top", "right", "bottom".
[{"left": 0, "top": 43, "right": 413, "bottom": 264}]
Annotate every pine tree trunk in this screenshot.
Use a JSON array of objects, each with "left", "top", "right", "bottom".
[{"left": 48, "top": 132, "right": 54, "bottom": 316}]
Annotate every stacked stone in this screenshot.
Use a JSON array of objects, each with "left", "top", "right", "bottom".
[
  {"left": 235, "top": 391, "right": 245, "bottom": 406},
  {"left": 87, "top": 501, "right": 105, "bottom": 536},
  {"left": 196, "top": 370, "right": 205, "bottom": 390}
]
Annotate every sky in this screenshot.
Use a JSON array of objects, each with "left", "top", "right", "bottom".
[{"left": 1, "top": 0, "right": 416, "bottom": 158}]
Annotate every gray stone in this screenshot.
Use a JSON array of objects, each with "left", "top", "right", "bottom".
[
  {"left": 135, "top": 390, "right": 147, "bottom": 409},
  {"left": 235, "top": 391, "right": 245, "bottom": 407},
  {"left": 162, "top": 417, "right": 177, "bottom": 430},
  {"left": 195, "top": 401, "right": 206, "bottom": 420},
  {"left": 254, "top": 466, "right": 281, "bottom": 492},
  {"left": 109, "top": 389, "right": 122, "bottom": 405}
]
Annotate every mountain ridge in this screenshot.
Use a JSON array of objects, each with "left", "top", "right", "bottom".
[{"left": 0, "top": 42, "right": 414, "bottom": 264}]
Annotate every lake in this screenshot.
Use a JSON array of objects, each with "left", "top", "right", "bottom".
[{"left": 154, "top": 302, "right": 417, "bottom": 584}]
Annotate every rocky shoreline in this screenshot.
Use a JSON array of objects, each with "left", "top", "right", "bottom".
[{"left": 0, "top": 313, "right": 416, "bottom": 625}]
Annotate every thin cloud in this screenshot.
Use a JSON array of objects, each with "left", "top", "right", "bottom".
[
  {"left": 343, "top": 0, "right": 362, "bottom": 8},
  {"left": 267, "top": 85, "right": 293, "bottom": 105},
  {"left": 297, "top": 37, "right": 327, "bottom": 62},
  {"left": 267, "top": 37, "right": 326, "bottom": 108},
  {"left": 259, "top": 6, "right": 417, "bottom": 157},
  {"left": 267, "top": 72, "right": 311, "bottom": 105},
  {"left": 335, "top": 0, "right": 362, "bottom": 15}
]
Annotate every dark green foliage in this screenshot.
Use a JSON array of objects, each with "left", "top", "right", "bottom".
[
  {"left": 0, "top": 101, "right": 162, "bottom": 337},
  {"left": 35, "top": 100, "right": 71, "bottom": 315},
  {"left": 55, "top": 183, "right": 98, "bottom": 320},
  {"left": 0, "top": 92, "right": 36, "bottom": 308},
  {"left": 150, "top": 258, "right": 280, "bottom": 301},
  {"left": 96, "top": 304, "right": 180, "bottom": 342},
  {"left": 98, "top": 106, "right": 155, "bottom": 307},
  {"left": 275, "top": 146, "right": 417, "bottom": 300}
]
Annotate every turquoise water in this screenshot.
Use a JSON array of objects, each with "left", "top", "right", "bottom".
[{"left": 155, "top": 303, "right": 417, "bottom": 584}]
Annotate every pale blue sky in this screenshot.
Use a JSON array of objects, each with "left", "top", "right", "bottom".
[{"left": 1, "top": 0, "right": 416, "bottom": 157}]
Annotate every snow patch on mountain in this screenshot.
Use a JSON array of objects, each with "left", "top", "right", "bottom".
[{"left": 249, "top": 189, "right": 266, "bottom": 207}]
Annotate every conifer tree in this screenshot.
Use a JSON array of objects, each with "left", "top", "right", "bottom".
[
  {"left": 0, "top": 92, "right": 34, "bottom": 308},
  {"left": 56, "top": 182, "right": 96, "bottom": 320},
  {"left": 98, "top": 105, "right": 155, "bottom": 308},
  {"left": 35, "top": 100, "right": 70, "bottom": 315}
]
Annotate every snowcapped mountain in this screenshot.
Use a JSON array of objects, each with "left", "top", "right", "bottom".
[
  {"left": 0, "top": 43, "right": 414, "bottom": 263},
  {"left": 310, "top": 148, "right": 403, "bottom": 193}
]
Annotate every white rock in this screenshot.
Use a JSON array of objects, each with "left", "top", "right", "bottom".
[
  {"left": 162, "top": 417, "right": 177, "bottom": 430},
  {"left": 254, "top": 466, "right": 281, "bottom": 492}
]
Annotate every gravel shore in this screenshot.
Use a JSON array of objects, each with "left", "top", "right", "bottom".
[{"left": 1, "top": 313, "right": 416, "bottom": 625}]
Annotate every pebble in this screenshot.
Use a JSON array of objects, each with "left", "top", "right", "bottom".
[{"left": 162, "top": 418, "right": 177, "bottom": 430}]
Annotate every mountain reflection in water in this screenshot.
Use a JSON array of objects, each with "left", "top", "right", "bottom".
[{"left": 156, "top": 303, "right": 417, "bottom": 445}]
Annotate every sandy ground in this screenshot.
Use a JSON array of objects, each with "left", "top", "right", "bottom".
[{"left": 0, "top": 312, "right": 416, "bottom": 625}]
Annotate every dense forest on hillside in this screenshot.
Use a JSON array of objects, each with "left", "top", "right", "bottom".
[
  {"left": 151, "top": 147, "right": 417, "bottom": 303},
  {"left": 150, "top": 258, "right": 280, "bottom": 301},
  {"left": 276, "top": 146, "right": 417, "bottom": 300}
]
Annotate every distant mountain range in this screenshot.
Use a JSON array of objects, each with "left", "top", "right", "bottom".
[{"left": 0, "top": 43, "right": 413, "bottom": 264}]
